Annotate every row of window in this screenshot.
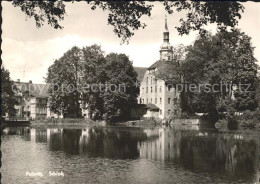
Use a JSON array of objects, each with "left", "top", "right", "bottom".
[
  {"left": 140, "top": 98, "right": 177, "bottom": 105},
  {"left": 36, "top": 107, "right": 47, "bottom": 114},
  {"left": 159, "top": 110, "right": 173, "bottom": 115},
  {"left": 142, "top": 85, "right": 176, "bottom": 94},
  {"left": 142, "top": 86, "right": 163, "bottom": 93},
  {"left": 146, "top": 76, "right": 156, "bottom": 84}
]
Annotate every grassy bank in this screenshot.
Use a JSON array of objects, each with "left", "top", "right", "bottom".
[
  {"left": 31, "top": 118, "right": 100, "bottom": 126},
  {"left": 215, "top": 110, "right": 260, "bottom": 130}
]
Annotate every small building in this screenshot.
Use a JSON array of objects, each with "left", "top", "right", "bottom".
[
  {"left": 143, "top": 104, "right": 160, "bottom": 119},
  {"left": 14, "top": 80, "right": 50, "bottom": 119},
  {"left": 130, "top": 104, "right": 147, "bottom": 120},
  {"left": 29, "top": 83, "right": 49, "bottom": 119}
]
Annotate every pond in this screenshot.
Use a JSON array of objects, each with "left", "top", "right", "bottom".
[{"left": 1, "top": 124, "right": 259, "bottom": 184}]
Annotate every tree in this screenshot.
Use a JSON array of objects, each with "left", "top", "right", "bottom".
[
  {"left": 12, "top": 1, "right": 244, "bottom": 43},
  {"left": 102, "top": 53, "right": 139, "bottom": 121},
  {"left": 80, "top": 45, "right": 107, "bottom": 120},
  {"left": 81, "top": 48, "right": 139, "bottom": 121},
  {"left": 255, "top": 77, "right": 260, "bottom": 108},
  {"left": 1, "top": 67, "right": 17, "bottom": 117},
  {"left": 47, "top": 45, "right": 139, "bottom": 122},
  {"left": 46, "top": 46, "right": 83, "bottom": 118},
  {"left": 181, "top": 29, "right": 258, "bottom": 116}
]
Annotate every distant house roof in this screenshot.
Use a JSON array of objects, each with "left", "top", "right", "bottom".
[
  {"left": 132, "top": 104, "right": 147, "bottom": 108},
  {"left": 14, "top": 82, "right": 50, "bottom": 98},
  {"left": 131, "top": 103, "right": 159, "bottom": 111},
  {"left": 146, "top": 103, "right": 160, "bottom": 111},
  {"left": 134, "top": 67, "right": 147, "bottom": 82},
  {"left": 29, "top": 83, "right": 50, "bottom": 98}
]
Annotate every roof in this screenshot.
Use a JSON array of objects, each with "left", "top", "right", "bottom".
[
  {"left": 148, "top": 60, "right": 160, "bottom": 70},
  {"left": 14, "top": 82, "right": 50, "bottom": 98},
  {"left": 29, "top": 83, "right": 50, "bottom": 98},
  {"left": 134, "top": 67, "right": 147, "bottom": 82},
  {"left": 146, "top": 104, "right": 160, "bottom": 111},
  {"left": 147, "top": 60, "right": 180, "bottom": 83},
  {"left": 131, "top": 103, "right": 159, "bottom": 111},
  {"left": 132, "top": 104, "right": 147, "bottom": 108}
]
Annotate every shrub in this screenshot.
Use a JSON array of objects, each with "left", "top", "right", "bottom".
[{"left": 234, "top": 109, "right": 260, "bottom": 128}]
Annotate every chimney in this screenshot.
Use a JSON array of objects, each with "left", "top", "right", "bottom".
[
  {"left": 17, "top": 79, "right": 20, "bottom": 82},
  {"left": 29, "top": 80, "right": 32, "bottom": 84}
]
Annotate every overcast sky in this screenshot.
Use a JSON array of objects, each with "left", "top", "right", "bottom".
[{"left": 2, "top": 1, "right": 260, "bottom": 83}]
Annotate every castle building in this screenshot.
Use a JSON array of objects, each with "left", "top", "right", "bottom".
[{"left": 137, "top": 17, "right": 181, "bottom": 119}]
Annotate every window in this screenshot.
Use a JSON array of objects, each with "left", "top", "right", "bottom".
[
  {"left": 168, "top": 56, "right": 171, "bottom": 60},
  {"left": 151, "top": 87, "right": 153, "bottom": 93},
  {"left": 174, "top": 110, "right": 178, "bottom": 115},
  {"left": 146, "top": 98, "right": 148, "bottom": 104},
  {"left": 151, "top": 98, "right": 152, "bottom": 103},
  {"left": 146, "top": 87, "right": 148, "bottom": 93},
  {"left": 160, "top": 86, "right": 162, "bottom": 93},
  {"left": 142, "top": 87, "right": 144, "bottom": 94},
  {"left": 146, "top": 77, "right": 148, "bottom": 84},
  {"left": 155, "top": 86, "right": 157, "bottom": 93},
  {"left": 168, "top": 110, "right": 171, "bottom": 115},
  {"left": 142, "top": 99, "right": 144, "bottom": 104},
  {"left": 155, "top": 98, "right": 157, "bottom": 104},
  {"left": 168, "top": 98, "right": 171, "bottom": 104},
  {"left": 160, "top": 98, "right": 162, "bottom": 104},
  {"left": 168, "top": 85, "right": 173, "bottom": 92},
  {"left": 160, "top": 109, "right": 162, "bottom": 115},
  {"left": 173, "top": 98, "right": 177, "bottom": 104}
]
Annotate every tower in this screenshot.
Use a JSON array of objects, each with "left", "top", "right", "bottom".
[{"left": 160, "top": 15, "right": 173, "bottom": 60}]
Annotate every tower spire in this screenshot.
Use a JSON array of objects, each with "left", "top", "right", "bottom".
[
  {"left": 165, "top": 14, "right": 168, "bottom": 32},
  {"left": 160, "top": 14, "right": 173, "bottom": 60}
]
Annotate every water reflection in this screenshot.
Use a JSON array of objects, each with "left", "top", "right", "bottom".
[
  {"left": 2, "top": 125, "right": 260, "bottom": 183},
  {"left": 139, "top": 126, "right": 259, "bottom": 182}
]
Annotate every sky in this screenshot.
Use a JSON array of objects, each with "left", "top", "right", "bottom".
[{"left": 2, "top": 1, "right": 260, "bottom": 83}]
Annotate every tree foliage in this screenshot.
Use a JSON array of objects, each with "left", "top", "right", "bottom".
[
  {"left": 12, "top": 1, "right": 244, "bottom": 43},
  {"left": 80, "top": 45, "right": 107, "bottom": 119},
  {"left": 103, "top": 53, "right": 139, "bottom": 121},
  {"left": 46, "top": 46, "right": 82, "bottom": 118},
  {"left": 46, "top": 45, "right": 139, "bottom": 122},
  {"left": 13, "top": 1, "right": 66, "bottom": 29},
  {"left": 1, "top": 67, "right": 17, "bottom": 117},
  {"left": 181, "top": 29, "right": 258, "bottom": 115}
]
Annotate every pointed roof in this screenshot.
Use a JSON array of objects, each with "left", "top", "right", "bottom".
[
  {"left": 164, "top": 15, "right": 169, "bottom": 32},
  {"left": 134, "top": 67, "right": 147, "bottom": 82}
]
